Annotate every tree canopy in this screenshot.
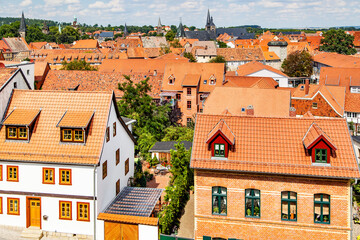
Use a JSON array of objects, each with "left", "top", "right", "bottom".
[
  {"left": 209, "top": 55, "right": 226, "bottom": 63},
  {"left": 320, "top": 29, "right": 357, "bottom": 55},
  {"left": 61, "top": 60, "right": 97, "bottom": 71},
  {"left": 183, "top": 52, "right": 196, "bottom": 62},
  {"left": 165, "top": 30, "right": 175, "bottom": 42},
  {"left": 162, "top": 126, "right": 194, "bottom": 142},
  {"left": 281, "top": 50, "right": 313, "bottom": 77}
]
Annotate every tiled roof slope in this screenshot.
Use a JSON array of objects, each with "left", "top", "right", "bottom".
[
  {"left": 99, "top": 59, "right": 188, "bottom": 74},
  {"left": 191, "top": 114, "right": 360, "bottom": 179},
  {"left": 162, "top": 62, "right": 225, "bottom": 93},
  {"left": 0, "top": 68, "right": 17, "bottom": 88},
  {"left": 203, "top": 87, "right": 291, "bottom": 116},
  {"left": 313, "top": 52, "right": 360, "bottom": 68},
  {"left": 345, "top": 93, "right": 360, "bottom": 113},
  {"left": 319, "top": 67, "right": 360, "bottom": 91},
  {"left": 217, "top": 48, "right": 265, "bottom": 62},
  {"left": 236, "top": 61, "right": 288, "bottom": 77},
  {"left": 156, "top": 53, "right": 188, "bottom": 60},
  {"left": 0, "top": 90, "right": 113, "bottom": 165},
  {"left": 224, "top": 76, "right": 278, "bottom": 89},
  {"left": 3, "top": 38, "right": 30, "bottom": 52},
  {"left": 71, "top": 39, "right": 99, "bottom": 49},
  {"left": 42, "top": 70, "right": 163, "bottom": 99}
]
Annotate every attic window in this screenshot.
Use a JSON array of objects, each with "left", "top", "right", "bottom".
[
  {"left": 315, "top": 149, "right": 327, "bottom": 163},
  {"left": 168, "top": 75, "right": 175, "bottom": 85},
  {"left": 2, "top": 109, "right": 41, "bottom": 141},
  {"left": 67, "top": 57, "right": 71, "bottom": 61},
  {"left": 312, "top": 103, "right": 318, "bottom": 109},
  {"left": 206, "top": 120, "right": 235, "bottom": 159},
  {"left": 57, "top": 111, "right": 95, "bottom": 144}
]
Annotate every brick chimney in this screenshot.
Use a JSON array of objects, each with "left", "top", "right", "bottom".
[
  {"left": 305, "top": 79, "right": 309, "bottom": 95},
  {"left": 246, "top": 105, "right": 254, "bottom": 116},
  {"left": 289, "top": 107, "right": 296, "bottom": 117}
]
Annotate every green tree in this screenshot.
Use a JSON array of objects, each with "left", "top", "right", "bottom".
[
  {"left": 61, "top": 60, "right": 97, "bottom": 71},
  {"left": 165, "top": 30, "right": 175, "bottom": 41},
  {"left": 56, "top": 26, "right": 80, "bottom": 44},
  {"left": 281, "top": 50, "right": 313, "bottom": 77},
  {"left": 25, "top": 25, "right": 47, "bottom": 43},
  {"left": 320, "top": 29, "right": 357, "bottom": 55},
  {"left": 133, "top": 160, "right": 147, "bottom": 187},
  {"left": 0, "top": 21, "right": 20, "bottom": 38},
  {"left": 209, "top": 55, "right": 226, "bottom": 63},
  {"left": 159, "top": 143, "right": 193, "bottom": 234},
  {"left": 183, "top": 52, "right": 196, "bottom": 62},
  {"left": 114, "top": 33, "right": 123, "bottom": 39},
  {"left": 162, "top": 126, "right": 194, "bottom": 142},
  {"left": 170, "top": 39, "right": 182, "bottom": 48},
  {"left": 217, "top": 40, "right": 228, "bottom": 48}
]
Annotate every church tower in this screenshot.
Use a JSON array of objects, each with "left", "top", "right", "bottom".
[
  {"left": 157, "top": 17, "right": 163, "bottom": 35},
  {"left": 205, "top": 9, "right": 216, "bottom": 35},
  {"left": 176, "top": 19, "right": 185, "bottom": 38},
  {"left": 205, "top": 9, "right": 211, "bottom": 31},
  {"left": 42, "top": 21, "right": 49, "bottom": 35},
  {"left": 19, "top": 11, "right": 27, "bottom": 39},
  {"left": 123, "top": 23, "right": 128, "bottom": 37}
]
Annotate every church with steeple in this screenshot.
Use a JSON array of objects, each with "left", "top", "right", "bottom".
[
  {"left": 19, "top": 11, "right": 27, "bottom": 39},
  {"left": 205, "top": 9, "right": 216, "bottom": 34}
]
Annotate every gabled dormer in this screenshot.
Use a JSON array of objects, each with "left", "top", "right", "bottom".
[
  {"left": 303, "top": 122, "right": 337, "bottom": 164},
  {"left": 168, "top": 74, "right": 175, "bottom": 85},
  {"left": 57, "top": 110, "right": 95, "bottom": 144},
  {"left": 206, "top": 119, "right": 235, "bottom": 158},
  {"left": 209, "top": 74, "right": 216, "bottom": 85},
  {"left": 2, "top": 108, "right": 41, "bottom": 142}
]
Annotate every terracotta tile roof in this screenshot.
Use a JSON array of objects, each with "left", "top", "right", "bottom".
[
  {"left": 141, "top": 36, "right": 168, "bottom": 48},
  {"left": 97, "top": 213, "right": 158, "bottom": 226},
  {"left": 0, "top": 68, "right": 17, "bottom": 88},
  {"left": 126, "top": 47, "right": 145, "bottom": 58},
  {"left": 182, "top": 74, "right": 200, "bottom": 86},
  {"left": 302, "top": 122, "right": 336, "bottom": 149},
  {"left": 3, "top": 38, "right": 30, "bottom": 52},
  {"left": 29, "top": 42, "right": 47, "bottom": 50},
  {"left": 263, "top": 51, "right": 280, "bottom": 61},
  {"left": 314, "top": 52, "right": 360, "bottom": 68},
  {"left": 237, "top": 61, "right": 288, "bottom": 77},
  {"left": 116, "top": 38, "right": 143, "bottom": 48},
  {"left": 287, "top": 42, "right": 313, "bottom": 55},
  {"left": 191, "top": 114, "right": 360, "bottom": 179},
  {"left": 224, "top": 76, "right": 278, "bottom": 89},
  {"left": 292, "top": 84, "right": 345, "bottom": 116},
  {"left": 99, "top": 59, "right": 187, "bottom": 74},
  {"left": 203, "top": 87, "right": 291, "bottom": 116},
  {"left": 234, "top": 39, "right": 260, "bottom": 48},
  {"left": 305, "top": 36, "right": 322, "bottom": 50},
  {"left": 319, "top": 67, "right": 360, "bottom": 91},
  {"left": 345, "top": 93, "right": 360, "bottom": 113},
  {"left": 2, "top": 109, "right": 41, "bottom": 126},
  {"left": 156, "top": 53, "right": 187, "bottom": 60},
  {"left": 57, "top": 111, "right": 94, "bottom": 128},
  {"left": 0, "top": 90, "right": 114, "bottom": 165},
  {"left": 179, "top": 39, "right": 198, "bottom": 47},
  {"left": 0, "top": 40, "right": 10, "bottom": 52},
  {"left": 303, "top": 111, "right": 315, "bottom": 118},
  {"left": 206, "top": 119, "right": 235, "bottom": 145},
  {"left": 71, "top": 39, "right": 99, "bottom": 49},
  {"left": 162, "top": 62, "right": 225, "bottom": 93},
  {"left": 217, "top": 48, "right": 265, "bottom": 62},
  {"left": 144, "top": 48, "right": 161, "bottom": 58},
  {"left": 42, "top": 70, "right": 163, "bottom": 99}
]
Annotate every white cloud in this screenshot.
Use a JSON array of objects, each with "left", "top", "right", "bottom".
[
  {"left": 89, "top": 0, "right": 124, "bottom": 12},
  {"left": 20, "top": 0, "right": 32, "bottom": 7},
  {"left": 259, "top": 0, "right": 283, "bottom": 8}
]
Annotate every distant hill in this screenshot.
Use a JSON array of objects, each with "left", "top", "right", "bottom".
[{"left": 0, "top": 17, "right": 65, "bottom": 27}]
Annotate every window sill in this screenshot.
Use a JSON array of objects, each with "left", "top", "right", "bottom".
[
  {"left": 281, "top": 219, "right": 297, "bottom": 222},
  {"left": 314, "top": 221, "right": 330, "bottom": 224},
  {"left": 245, "top": 216, "right": 260, "bottom": 219},
  {"left": 212, "top": 213, "right": 227, "bottom": 216},
  {"left": 312, "top": 163, "right": 331, "bottom": 167},
  {"left": 211, "top": 157, "right": 228, "bottom": 160}
]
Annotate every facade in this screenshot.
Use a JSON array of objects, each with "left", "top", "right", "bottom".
[
  {"left": 268, "top": 41, "right": 288, "bottom": 62},
  {"left": 0, "top": 90, "right": 135, "bottom": 239},
  {"left": 1, "top": 37, "right": 31, "bottom": 61},
  {"left": 161, "top": 62, "right": 225, "bottom": 125},
  {"left": 2, "top": 61, "right": 35, "bottom": 89},
  {"left": 191, "top": 113, "right": 360, "bottom": 240}
]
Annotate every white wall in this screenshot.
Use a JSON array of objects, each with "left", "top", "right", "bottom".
[
  {"left": 247, "top": 69, "right": 289, "bottom": 87},
  {"left": 0, "top": 69, "right": 31, "bottom": 120},
  {"left": 5, "top": 62, "right": 34, "bottom": 90},
  {"left": 139, "top": 225, "right": 158, "bottom": 240},
  {"left": 96, "top": 101, "right": 135, "bottom": 214}
]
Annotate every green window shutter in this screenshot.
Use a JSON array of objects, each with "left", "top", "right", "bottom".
[{"left": 203, "top": 237, "right": 211, "bottom": 240}]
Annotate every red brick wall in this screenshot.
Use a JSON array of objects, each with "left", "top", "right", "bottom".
[
  {"left": 194, "top": 169, "right": 351, "bottom": 240},
  {"left": 180, "top": 86, "right": 199, "bottom": 124},
  {"left": 292, "top": 94, "right": 341, "bottom": 117}
]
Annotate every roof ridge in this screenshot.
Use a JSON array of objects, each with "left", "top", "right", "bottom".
[{"left": 198, "top": 113, "right": 345, "bottom": 121}]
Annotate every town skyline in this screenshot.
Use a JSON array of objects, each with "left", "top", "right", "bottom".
[{"left": 2, "top": 0, "right": 360, "bottom": 29}]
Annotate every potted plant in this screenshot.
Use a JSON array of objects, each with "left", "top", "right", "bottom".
[
  {"left": 213, "top": 206, "right": 219, "bottom": 214},
  {"left": 254, "top": 207, "right": 260, "bottom": 217},
  {"left": 323, "top": 216, "right": 329, "bottom": 222},
  {"left": 282, "top": 214, "right": 288, "bottom": 219},
  {"left": 246, "top": 208, "right": 252, "bottom": 216}
]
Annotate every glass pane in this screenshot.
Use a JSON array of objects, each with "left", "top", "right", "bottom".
[
  {"left": 253, "top": 199, "right": 260, "bottom": 217},
  {"left": 212, "top": 196, "right": 219, "bottom": 213},
  {"left": 254, "top": 190, "right": 260, "bottom": 197},
  {"left": 215, "top": 144, "right": 219, "bottom": 150},
  {"left": 314, "top": 203, "right": 321, "bottom": 215},
  {"left": 281, "top": 192, "right": 288, "bottom": 199},
  {"left": 245, "top": 189, "right": 251, "bottom": 196},
  {"left": 323, "top": 204, "right": 329, "bottom": 215},
  {"left": 290, "top": 202, "right": 296, "bottom": 220},
  {"left": 220, "top": 144, "right": 225, "bottom": 150},
  {"left": 290, "top": 192, "right": 296, "bottom": 200},
  {"left": 323, "top": 195, "right": 330, "bottom": 202},
  {"left": 281, "top": 201, "right": 288, "bottom": 215},
  {"left": 315, "top": 194, "right": 321, "bottom": 201},
  {"left": 245, "top": 198, "right": 252, "bottom": 216},
  {"left": 220, "top": 196, "right": 226, "bottom": 214},
  {"left": 220, "top": 187, "right": 226, "bottom": 194}
]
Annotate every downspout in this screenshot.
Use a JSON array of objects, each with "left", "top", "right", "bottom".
[
  {"left": 93, "top": 164, "right": 97, "bottom": 240},
  {"left": 351, "top": 182, "right": 353, "bottom": 240}
]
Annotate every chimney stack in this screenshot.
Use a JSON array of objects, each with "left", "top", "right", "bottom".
[
  {"left": 246, "top": 105, "right": 254, "bottom": 116},
  {"left": 289, "top": 107, "right": 296, "bottom": 117},
  {"left": 305, "top": 79, "right": 310, "bottom": 95}
]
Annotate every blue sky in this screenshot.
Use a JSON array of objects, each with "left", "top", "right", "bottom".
[{"left": 1, "top": 0, "right": 360, "bottom": 28}]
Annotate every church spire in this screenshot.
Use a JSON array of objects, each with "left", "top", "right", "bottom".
[
  {"left": 124, "top": 23, "right": 128, "bottom": 37},
  {"left": 206, "top": 9, "right": 211, "bottom": 26},
  {"left": 19, "top": 11, "right": 27, "bottom": 38},
  {"left": 158, "top": 17, "right": 162, "bottom": 28},
  {"left": 176, "top": 18, "right": 185, "bottom": 38}
]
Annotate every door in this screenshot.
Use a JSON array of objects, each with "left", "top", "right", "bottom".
[
  {"left": 105, "top": 222, "right": 138, "bottom": 240},
  {"left": 29, "top": 198, "right": 41, "bottom": 228}
]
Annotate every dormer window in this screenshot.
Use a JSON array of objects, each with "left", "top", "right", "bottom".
[
  {"left": 57, "top": 110, "right": 95, "bottom": 144},
  {"left": 168, "top": 75, "right": 175, "bottom": 85},
  {"left": 209, "top": 75, "right": 216, "bottom": 85},
  {"left": 206, "top": 119, "right": 235, "bottom": 159},
  {"left": 303, "top": 122, "right": 336, "bottom": 165},
  {"left": 2, "top": 109, "right": 41, "bottom": 141}
]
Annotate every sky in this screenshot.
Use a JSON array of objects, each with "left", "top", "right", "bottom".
[{"left": 1, "top": 0, "right": 360, "bottom": 29}]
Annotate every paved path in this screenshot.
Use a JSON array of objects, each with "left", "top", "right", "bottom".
[
  {"left": 0, "top": 226, "right": 22, "bottom": 240},
  {"left": 177, "top": 193, "right": 194, "bottom": 239}
]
